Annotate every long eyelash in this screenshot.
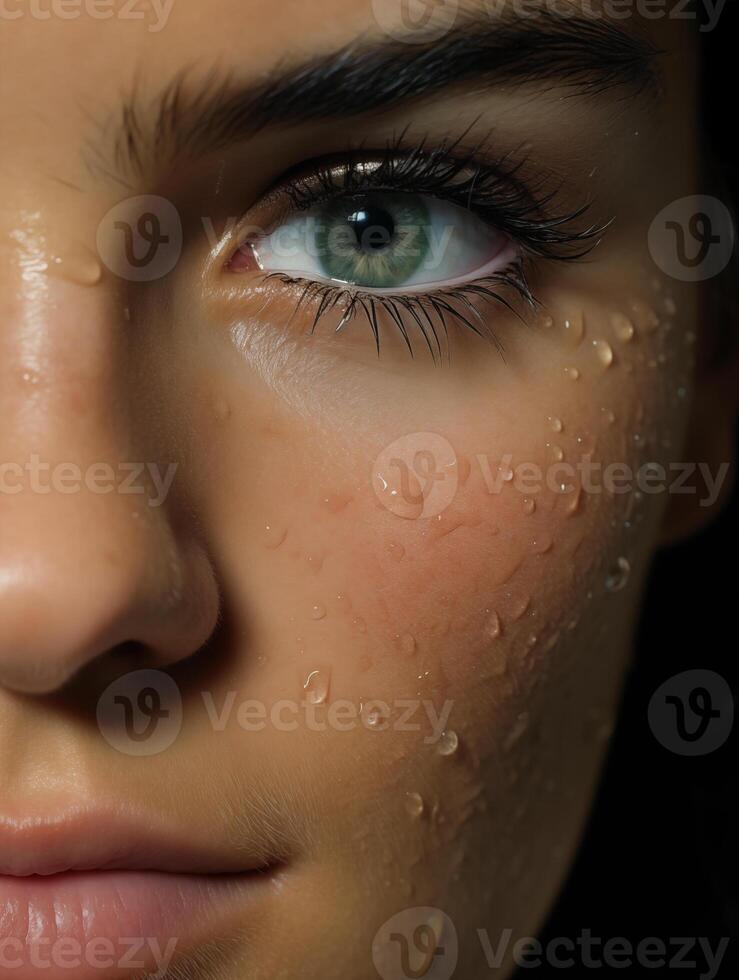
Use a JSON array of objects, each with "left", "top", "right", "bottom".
[
  {"left": 263, "top": 258, "right": 537, "bottom": 366},
  {"left": 283, "top": 130, "right": 608, "bottom": 263}
]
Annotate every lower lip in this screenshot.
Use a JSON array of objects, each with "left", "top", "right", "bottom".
[{"left": 0, "top": 869, "right": 275, "bottom": 979}]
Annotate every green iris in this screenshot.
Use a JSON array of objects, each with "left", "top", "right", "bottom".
[{"left": 313, "top": 193, "right": 431, "bottom": 287}]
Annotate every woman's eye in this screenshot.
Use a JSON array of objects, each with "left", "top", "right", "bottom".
[{"left": 234, "top": 191, "right": 516, "bottom": 291}]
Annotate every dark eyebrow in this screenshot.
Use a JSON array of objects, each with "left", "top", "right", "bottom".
[{"left": 93, "top": 9, "right": 660, "bottom": 185}]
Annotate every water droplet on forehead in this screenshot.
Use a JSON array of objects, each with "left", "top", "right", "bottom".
[
  {"left": 310, "top": 602, "right": 327, "bottom": 620},
  {"left": 548, "top": 416, "right": 564, "bottom": 433},
  {"left": 564, "top": 366, "right": 580, "bottom": 381},
  {"left": 522, "top": 497, "right": 536, "bottom": 515}
]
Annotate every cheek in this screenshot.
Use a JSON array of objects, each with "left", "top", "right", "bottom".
[{"left": 185, "top": 273, "right": 693, "bottom": 712}]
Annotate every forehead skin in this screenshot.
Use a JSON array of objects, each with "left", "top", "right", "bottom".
[{"left": 0, "top": 0, "right": 695, "bottom": 173}]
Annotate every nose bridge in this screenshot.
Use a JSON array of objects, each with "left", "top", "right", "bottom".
[{"left": 0, "top": 220, "right": 220, "bottom": 695}]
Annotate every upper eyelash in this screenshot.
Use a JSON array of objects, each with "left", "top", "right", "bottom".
[{"left": 281, "top": 130, "right": 608, "bottom": 263}]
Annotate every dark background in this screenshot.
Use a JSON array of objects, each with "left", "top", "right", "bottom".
[{"left": 527, "top": 9, "right": 737, "bottom": 977}]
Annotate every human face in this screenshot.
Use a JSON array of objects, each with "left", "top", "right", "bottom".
[{"left": 0, "top": 3, "right": 728, "bottom": 979}]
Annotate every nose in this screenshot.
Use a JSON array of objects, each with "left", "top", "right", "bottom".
[{"left": 0, "top": 242, "right": 219, "bottom": 695}]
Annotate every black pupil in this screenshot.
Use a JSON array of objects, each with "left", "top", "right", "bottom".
[{"left": 346, "top": 207, "right": 396, "bottom": 252}]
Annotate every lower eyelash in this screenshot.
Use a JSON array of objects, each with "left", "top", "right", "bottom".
[{"left": 261, "top": 258, "right": 537, "bottom": 363}]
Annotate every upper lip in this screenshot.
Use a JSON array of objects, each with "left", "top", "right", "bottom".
[{"left": 0, "top": 804, "right": 278, "bottom": 878}]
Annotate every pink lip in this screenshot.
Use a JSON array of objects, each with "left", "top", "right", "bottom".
[
  {"left": 0, "top": 806, "right": 270, "bottom": 877},
  {"left": 0, "top": 807, "right": 286, "bottom": 979}
]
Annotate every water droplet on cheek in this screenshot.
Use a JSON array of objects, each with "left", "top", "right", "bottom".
[
  {"left": 364, "top": 706, "right": 384, "bottom": 728},
  {"left": 592, "top": 339, "right": 614, "bottom": 369},
  {"left": 387, "top": 541, "right": 406, "bottom": 562},
  {"left": 322, "top": 493, "right": 351, "bottom": 514},
  {"left": 310, "top": 602, "right": 327, "bottom": 620},
  {"left": 303, "top": 668, "right": 331, "bottom": 704},
  {"left": 503, "top": 712, "right": 530, "bottom": 751},
  {"left": 611, "top": 312, "right": 636, "bottom": 343},
  {"left": 565, "top": 483, "right": 583, "bottom": 515},
  {"left": 605, "top": 557, "right": 631, "bottom": 593},
  {"left": 405, "top": 792, "right": 425, "bottom": 819},
  {"left": 531, "top": 533, "right": 553, "bottom": 555},
  {"left": 484, "top": 610, "right": 502, "bottom": 639},
  {"left": 506, "top": 593, "right": 530, "bottom": 622},
  {"left": 437, "top": 730, "right": 459, "bottom": 756},
  {"left": 564, "top": 366, "right": 580, "bottom": 381},
  {"left": 547, "top": 443, "right": 564, "bottom": 462},
  {"left": 522, "top": 497, "right": 536, "bottom": 516},
  {"left": 397, "top": 632, "right": 417, "bottom": 654},
  {"left": 263, "top": 524, "right": 287, "bottom": 549},
  {"left": 548, "top": 416, "right": 564, "bottom": 433},
  {"left": 561, "top": 310, "right": 584, "bottom": 346}
]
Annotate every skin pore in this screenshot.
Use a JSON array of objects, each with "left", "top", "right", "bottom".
[{"left": 0, "top": 2, "right": 733, "bottom": 979}]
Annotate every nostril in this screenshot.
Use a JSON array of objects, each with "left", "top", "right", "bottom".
[{"left": 0, "top": 534, "right": 220, "bottom": 697}]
